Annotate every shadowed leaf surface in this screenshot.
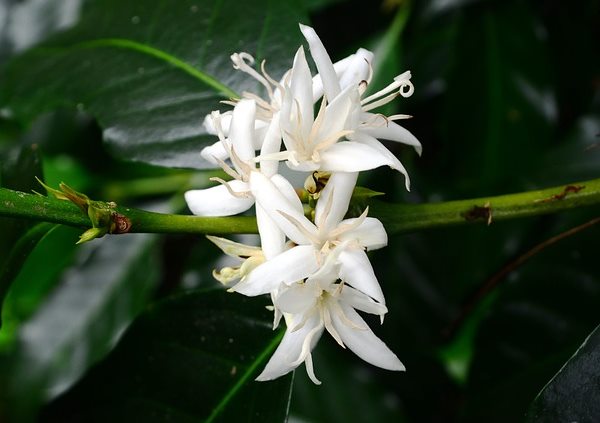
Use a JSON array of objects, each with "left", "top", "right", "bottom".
[
  {"left": 0, "top": 0, "right": 306, "bottom": 169},
  {"left": 526, "top": 323, "right": 600, "bottom": 422},
  {"left": 0, "top": 233, "right": 161, "bottom": 422},
  {"left": 40, "top": 289, "right": 292, "bottom": 423}
]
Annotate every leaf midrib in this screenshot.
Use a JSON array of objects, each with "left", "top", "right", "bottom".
[
  {"left": 204, "top": 329, "right": 285, "bottom": 423},
  {"left": 69, "top": 38, "right": 238, "bottom": 98}
]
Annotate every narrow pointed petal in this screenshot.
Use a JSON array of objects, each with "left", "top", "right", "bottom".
[
  {"left": 361, "top": 113, "right": 422, "bottom": 155},
  {"left": 331, "top": 303, "right": 405, "bottom": 371},
  {"left": 312, "top": 54, "right": 354, "bottom": 101},
  {"left": 337, "top": 216, "right": 387, "bottom": 251},
  {"left": 233, "top": 245, "right": 319, "bottom": 296},
  {"left": 259, "top": 111, "right": 282, "bottom": 177},
  {"left": 352, "top": 134, "right": 411, "bottom": 190},
  {"left": 229, "top": 99, "right": 257, "bottom": 162},
  {"left": 206, "top": 235, "right": 262, "bottom": 259},
  {"left": 315, "top": 172, "right": 358, "bottom": 233},
  {"left": 250, "top": 171, "right": 317, "bottom": 244},
  {"left": 256, "top": 313, "right": 324, "bottom": 381},
  {"left": 184, "top": 181, "right": 253, "bottom": 216},
  {"left": 290, "top": 47, "right": 315, "bottom": 140},
  {"left": 299, "top": 23, "right": 340, "bottom": 100},
  {"left": 256, "top": 202, "right": 286, "bottom": 260},
  {"left": 315, "top": 85, "right": 356, "bottom": 142},
  {"left": 338, "top": 48, "right": 374, "bottom": 89},
  {"left": 270, "top": 173, "right": 304, "bottom": 214},
  {"left": 338, "top": 249, "right": 385, "bottom": 305},
  {"left": 318, "top": 141, "right": 395, "bottom": 172},
  {"left": 340, "top": 285, "right": 388, "bottom": 317}
]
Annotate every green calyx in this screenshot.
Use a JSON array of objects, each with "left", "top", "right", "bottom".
[{"left": 36, "top": 178, "right": 131, "bottom": 244}]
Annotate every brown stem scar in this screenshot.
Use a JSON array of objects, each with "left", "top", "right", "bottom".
[
  {"left": 462, "top": 201, "right": 493, "bottom": 225},
  {"left": 111, "top": 213, "right": 132, "bottom": 234},
  {"left": 535, "top": 185, "right": 585, "bottom": 203}
]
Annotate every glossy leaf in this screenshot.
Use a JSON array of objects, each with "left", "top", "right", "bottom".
[
  {"left": 462, "top": 214, "right": 600, "bottom": 422},
  {"left": 40, "top": 289, "right": 292, "bottom": 423},
  {"left": 0, "top": 233, "right": 161, "bottom": 422},
  {"left": 0, "top": 145, "right": 47, "bottom": 325},
  {"left": 0, "top": 226, "right": 81, "bottom": 350},
  {"left": 526, "top": 323, "right": 600, "bottom": 422},
  {"left": 0, "top": 223, "right": 56, "bottom": 327},
  {"left": 0, "top": 0, "right": 307, "bottom": 169}
]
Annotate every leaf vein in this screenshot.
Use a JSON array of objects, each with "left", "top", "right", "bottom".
[{"left": 74, "top": 38, "right": 238, "bottom": 98}]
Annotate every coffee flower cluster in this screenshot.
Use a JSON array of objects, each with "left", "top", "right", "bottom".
[{"left": 185, "top": 24, "right": 420, "bottom": 384}]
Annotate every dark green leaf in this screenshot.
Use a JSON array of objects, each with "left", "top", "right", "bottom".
[
  {"left": 0, "top": 223, "right": 56, "bottom": 327},
  {"left": 0, "top": 145, "right": 47, "bottom": 325},
  {"left": 40, "top": 289, "right": 292, "bottom": 423},
  {"left": 0, "top": 226, "right": 81, "bottom": 350},
  {"left": 1, "top": 0, "right": 307, "bottom": 169},
  {"left": 462, "top": 214, "right": 600, "bottom": 422},
  {"left": 0, "top": 144, "right": 44, "bottom": 259},
  {"left": 526, "top": 323, "right": 600, "bottom": 422},
  {"left": 0, "top": 232, "right": 161, "bottom": 422}
]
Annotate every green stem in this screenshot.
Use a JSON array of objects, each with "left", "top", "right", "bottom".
[
  {"left": 0, "top": 188, "right": 257, "bottom": 235},
  {"left": 1, "top": 179, "right": 600, "bottom": 236},
  {"left": 371, "top": 179, "right": 600, "bottom": 234}
]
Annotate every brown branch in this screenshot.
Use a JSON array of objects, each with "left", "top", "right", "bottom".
[{"left": 443, "top": 215, "right": 600, "bottom": 340}]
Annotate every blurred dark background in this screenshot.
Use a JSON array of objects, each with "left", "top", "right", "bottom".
[{"left": 0, "top": 0, "right": 599, "bottom": 421}]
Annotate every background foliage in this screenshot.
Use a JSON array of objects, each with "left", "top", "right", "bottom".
[{"left": 0, "top": 0, "right": 599, "bottom": 421}]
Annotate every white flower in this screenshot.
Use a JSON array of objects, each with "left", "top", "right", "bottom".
[
  {"left": 298, "top": 24, "right": 422, "bottom": 189},
  {"left": 204, "top": 235, "right": 265, "bottom": 285},
  {"left": 233, "top": 171, "right": 388, "bottom": 307},
  {"left": 256, "top": 278, "right": 405, "bottom": 384},
  {"left": 185, "top": 99, "right": 290, "bottom": 259},
  {"left": 201, "top": 43, "right": 369, "bottom": 165}
]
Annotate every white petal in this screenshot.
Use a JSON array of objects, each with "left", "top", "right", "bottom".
[
  {"left": 318, "top": 141, "right": 396, "bottom": 172},
  {"left": 259, "top": 112, "right": 282, "bottom": 177},
  {"left": 338, "top": 216, "right": 387, "bottom": 251},
  {"left": 249, "top": 171, "right": 317, "bottom": 245},
  {"left": 286, "top": 160, "right": 320, "bottom": 173},
  {"left": 338, "top": 249, "right": 385, "bottom": 305},
  {"left": 290, "top": 47, "right": 315, "bottom": 140},
  {"left": 338, "top": 48, "right": 374, "bottom": 89},
  {"left": 339, "top": 284, "right": 388, "bottom": 317},
  {"left": 256, "top": 202, "right": 286, "bottom": 260},
  {"left": 233, "top": 245, "right": 319, "bottom": 296},
  {"left": 206, "top": 235, "right": 262, "bottom": 259},
  {"left": 315, "top": 84, "right": 356, "bottom": 142},
  {"left": 275, "top": 282, "right": 319, "bottom": 315},
  {"left": 251, "top": 121, "right": 269, "bottom": 151},
  {"left": 312, "top": 54, "right": 355, "bottom": 101},
  {"left": 184, "top": 180, "right": 254, "bottom": 216},
  {"left": 361, "top": 113, "right": 422, "bottom": 155},
  {"left": 229, "top": 99, "right": 256, "bottom": 163},
  {"left": 200, "top": 140, "right": 230, "bottom": 165},
  {"left": 270, "top": 173, "right": 304, "bottom": 214},
  {"left": 299, "top": 23, "right": 340, "bottom": 100},
  {"left": 315, "top": 172, "right": 358, "bottom": 234},
  {"left": 203, "top": 111, "right": 232, "bottom": 136},
  {"left": 305, "top": 248, "right": 342, "bottom": 290},
  {"left": 353, "top": 133, "right": 411, "bottom": 190},
  {"left": 256, "top": 313, "right": 324, "bottom": 381},
  {"left": 331, "top": 303, "right": 405, "bottom": 371}
]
